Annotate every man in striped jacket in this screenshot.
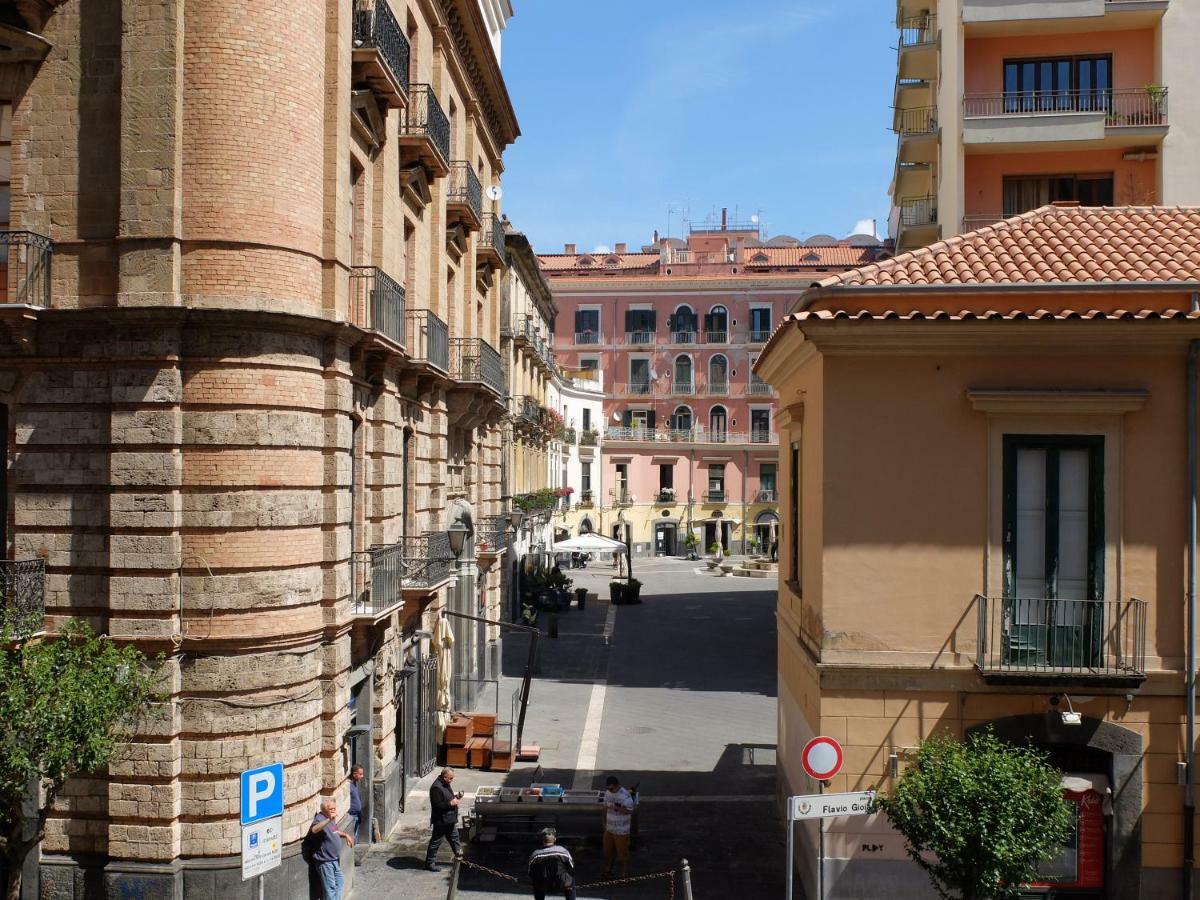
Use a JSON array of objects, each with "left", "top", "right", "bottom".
[{"left": 527, "top": 828, "right": 576, "bottom": 900}]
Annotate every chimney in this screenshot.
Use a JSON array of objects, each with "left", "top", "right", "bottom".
[
  {"left": 721, "top": 207, "right": 728, "bottom": 230},
  {"left": 653, "top": 230, "right": 659, "bottom": 243},
  {"left": 615, "top": 242, "right": 627, "bottom": 254},
  {"left": 564, "top": 243, "right": 576, "bottom": 254}
]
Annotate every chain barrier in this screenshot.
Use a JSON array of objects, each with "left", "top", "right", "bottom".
[{"left": 457, "top": 857, "right": 678, "bottom": 896}]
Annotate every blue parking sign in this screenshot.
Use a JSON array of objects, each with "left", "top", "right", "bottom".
[{"left": 240, "top": 763, "right": 284, "bottom": 826}]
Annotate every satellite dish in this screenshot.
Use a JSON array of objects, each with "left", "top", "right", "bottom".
[
  {"left": 486, "top": 185, "right": 503, "bottom": 201},
  {"left": 750, "top": 214, "right": 760, "bottom": 224},
  {"left": 611, "top": 411, "right": 621, "bottom": 422}
]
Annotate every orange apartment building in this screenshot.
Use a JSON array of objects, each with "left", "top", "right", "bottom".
[
  {"left": 891, "top": 0, "right": 1200, "bottom": 251},
  {"left": 759, "top": 205, "right": 1200, "bottom": 900},
  {"left": 0, "top": 0, "right": 518, "bottom": 895}
]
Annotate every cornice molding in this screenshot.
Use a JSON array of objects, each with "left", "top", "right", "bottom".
[
  {"left": 966, "top": 388, "right": 1150, "bottom": 415},
  {"left": 437, "top": 0, "right": 519, "bottom": 154}
]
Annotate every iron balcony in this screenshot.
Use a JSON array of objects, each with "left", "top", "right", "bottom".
[
  {"left": 353, "top": 533, "right": 454, "bottom": 617},
  {"left": 477, "top": 213, "right": 507, "bottom": 268},
  {"left": 405, "top": 308, "right": 449, "bottom": 372},
  {"left": 450, "top": 337, "right": 504, "bottom": 396},
  {"left": 350, "top": 266, "right": 406, "bottom": 347},
  {"left": 963, "top": 87, "right": 1168, "bottom": 126},
  {"left": 400, "top": 84, "right": 450, "bottom": 175},
  {"left": 656, "top": 489, "right": 676, "bottom": 503},
  {"left": 703, "top": 330, "right": 727, "bottom": 344},
  {"left": 748, "top": 330, "right": 772, "bottom": 344},
  {"left": 672, "top": 381, "right": 694, "bottom": 395},
  {"left": 707, "top": 490, "right": 726, "bottom": 503},
  {"left": 575, "top": 331, "right": 600, "bottom": 345},
  {"left": 625, "top": 331, "right": 654, "bottom": 345},
  {"left": 0, "top": 231, "right": 52, "bottom": 307},
  {"left": 974, "top": 595, "right": 1147, "bottom": 687},
  {"left": 447, "top": 162, "right": 483, "bottom": 231},
  {"left": 474, "top": 515, "right": 508, "bottom": 557},
  {"left": 579, "top": 429, "right": 599, "bottom": 447},
  {"left": 757, "top": 489, "right": 776, "bottom": 502},
  {"left": 748, "top": 381, "right": 773, "bottom": 396},
  {"left": 351, "top": 0, "right": 410, "bottom": 107},
  {"left": 672, "top": 330, "right": 697, "bottom": 344},
  {"left": 896, "top": 105, "right": 937, "bottom": 136},
  {"left": 0, "top": 558, "right": 45, "bottom": 634}
]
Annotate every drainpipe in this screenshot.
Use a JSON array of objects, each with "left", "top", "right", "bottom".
[{"left": 1186, "top": 292, "right": 1199, "bottom": 900}]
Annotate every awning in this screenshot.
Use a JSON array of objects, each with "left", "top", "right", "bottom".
[{"left": 551, "top": 533, "right": 629, "bottom": 554}]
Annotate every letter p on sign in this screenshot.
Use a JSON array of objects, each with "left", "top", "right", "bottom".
[{"left": 241, "top": 763, "right": 285, "bottom": 826}]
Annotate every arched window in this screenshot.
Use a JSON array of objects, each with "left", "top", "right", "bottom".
[
  {"left": 674, "top": 354, "right": 693, "bottom": 391},
  {"left": 579, "top": 517, "right": 593, "bottom": 534},
  {"left": 704, "top": 305, "right": 728, "bottom": 342},
  {"left": 708, "top": 354, "right": 728, "bottom": 394},
  {"left": 671, "top": 405, "right": 693, "bottom": 434},
  {"left": 671, "top": 304, "right": 697, "bottom": 342},
  {"left": 710, "top": 405, "right": 727, "bottom": 442}
]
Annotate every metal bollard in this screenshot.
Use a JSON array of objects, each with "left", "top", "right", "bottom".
[
  {"left": 681, "top": 858, "right": 694, "bottom": 900},
  {"left": 445, "top": 857, "right": 461, "bottom": 900}
]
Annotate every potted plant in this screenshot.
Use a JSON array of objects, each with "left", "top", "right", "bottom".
[
  {"left": 575, "top": 586, "right": 588, "bottom": 609},
  {"left": 626, "top": 577, "right": 643, "bottom": 604},
  {"left": 610, "top": 580, "right": 627, "bottom": 604},
  {"left": 683, "top": 532, "right": 699, "bottom": 561}
]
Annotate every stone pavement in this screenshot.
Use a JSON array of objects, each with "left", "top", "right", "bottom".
[{"left": 352, "top": 558, "right": 785, "bottom": 898}]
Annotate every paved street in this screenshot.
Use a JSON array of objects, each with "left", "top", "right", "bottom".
[{"left": 353, "top": 558, "right": 784, "bottom": 898}]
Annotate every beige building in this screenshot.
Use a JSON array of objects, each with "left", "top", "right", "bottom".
[
  {"left": 759, "top": 205, "right": 1200, "bottom": 900},
  {"left": 891, "top": 0, "right": 1200, "bottom": 251},
  {"left": 0, "top": 0, "right": 518, "bottom": 894}
]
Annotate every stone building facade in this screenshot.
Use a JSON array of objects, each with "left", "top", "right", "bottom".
[{"left": 0, "top": 0, "right": 517, "bottom": 895}]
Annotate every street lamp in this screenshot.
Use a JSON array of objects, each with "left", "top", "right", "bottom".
[
  {"left": 507, "top": 508, "right": 526, "bottom": 533},
  {"left": 446, "top": 520, "right": 470, "bottom": 559}
]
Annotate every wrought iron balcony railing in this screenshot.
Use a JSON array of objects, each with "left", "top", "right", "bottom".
[
  {"left": 0, "top": 558, "right": 45, "bottom": 634},
  {"left": 352, "top": 0, "right": 410, "bottom": 100},
  {"left": 604, "top": 426, "right": 778, "bottom": 446},
  {"left": 613, "top": 488, "right": 631, "bottom": 506},
  {"left": 707, "top": 490, "right": 726, "bottom": 503},
  {"left": 897, "top": 105, "right": 937, "bottom": 136},
  {"left": 656, "top": 489, "right": 676, "bottom": 503},
  {"left": 899, "top": 14, "right": 936, "bottom": 48},
  {"left": 575, "top": 331, "right": 600, "bottom": 345},
  {"left": 757, "top": 489, "right": 776, "bottom": 502},
  {"left": 474, "top": 515, "right": 507, "bottom": 555},
  {"left": 350, "top": 266, "right": 406, "bottom": 346},
  {"left": 672, "top": 381, "right": 694, "bottom": 395},
  {"left": 748, "top": 381, "right": 773, "bottom": 395},
  {"left": 450, "top": 337, "right": 504, "bottom": 395},
  {"left": 703, "top": 330, "right": 727, "bottom": 343},
  {"left": 0, "top": 231, "right": 52, "bottom": 307},
  {"left": 975, "top": 595, "right": 1147, "bottom": 684},
  {"left": 626, "top": 381, "right": 652, "bottom": 396},
  {"left": 478, "top": 213, "right": 507, "bottom": 267},
  {"left": 900, "top": 196, "right": 937, "bottom": 228},
  {"left": 750, "top": 428, "right": 772, "bottom": 444},
  {"left": 405, "top": 308, "right": 449, "bottom": 372},
  {"left": 748, "top": 330, "right": 772, "bottom": 343},
  {"left": 447, "top": 161, "right": 483, "bottom": 226},
  {"left": 403, "top": 84, "right": 451, "bottom": 167},
  {"left": 578, "top": 490, "right": 594, "bottom": 508},
  {"left": 964, "top": 88, "right": 1168, "bottom": 126},
  {"left": 706, "top": 381, "right": 729, "bottom": 396}
]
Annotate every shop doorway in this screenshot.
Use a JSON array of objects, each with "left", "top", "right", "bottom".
[{"left": 654, "top": 522, "right": 677, "bottom": 557}]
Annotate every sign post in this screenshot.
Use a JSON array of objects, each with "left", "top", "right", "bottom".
[
  {"left": 788, "top": 737, "right": 859, "bottom": 900},
  {"left": 240, "top": 763, "right": 285, "bottom": 890}
]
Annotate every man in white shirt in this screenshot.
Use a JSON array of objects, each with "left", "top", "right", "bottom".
[{"left": 602, "top": 775, "right": 636, "bottom": 878}]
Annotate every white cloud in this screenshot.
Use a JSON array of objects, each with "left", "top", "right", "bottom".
[{"left": 850, "top": 218, "right": 881, "bottom": 239}]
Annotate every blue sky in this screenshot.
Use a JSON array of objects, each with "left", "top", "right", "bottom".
[{"left": 498, "top": 1, "right": 897, "bottom": 253}]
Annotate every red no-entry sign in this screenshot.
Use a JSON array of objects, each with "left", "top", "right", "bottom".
[{"left": 801, "top": 736, "right": 843, "bottom": 781}]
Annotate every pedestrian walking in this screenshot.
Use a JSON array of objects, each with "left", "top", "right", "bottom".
[
  {"left": 602, "top": 775, "right": 636, "bottom": 878},
  {"left": 424, "top": 767, "right": 463, "bottom": 872},
  {"left": 347, "top": 765, "right": 364, "bottom": 842},
  {"left": 528, "top": 828, "right": 576, "bottom": 900},
  {"left": 309, "top": 797, "right": 354, "bottom": 900}
]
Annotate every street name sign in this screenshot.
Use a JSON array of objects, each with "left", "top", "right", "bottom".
[
  {"left": 241, "top": 815, "right": 282, "bottom": 880},
  {"left": 240, "top": 762, "right": 284, "bottom": 826},
  {"left": 801, "top": 735, "right": 843, "bottom": 781},
  {"left": 789, "top": 790, "right": 875, "bottom": 821}
]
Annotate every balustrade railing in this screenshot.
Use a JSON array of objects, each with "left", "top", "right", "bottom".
[
  {"left": 352, "top": 0, "right": 410, "bottom": 95},
  {"left": 448, "top": 161, "right": 483, "bottom": 224},
  {"left": 963, "top": 87, "right": 1168, "bottom": 126},
  {"left": 0, "top": 231, "right": 52, "bottom": 307},
  {"left": 403, "top": 84, "right": 451, "bottom": 165},
  {"left": 450, "top": 337, "right": 504, "bottom": 395},
  {"left": 748, "top": 381, "right": 773, "bottom": 396},
  {"left": 350, "top": 266, "right": 406, "bottom": 346},
  {"left": 405, "top": 308, "right": 449, "bottom": 372}
]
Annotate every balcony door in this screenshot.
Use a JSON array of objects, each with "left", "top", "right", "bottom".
[
  {"left": 1003, "top": 174, "right": 1114, "bottom": 218},
  {"left": 1002, "top": 436, "right": 1104, "bottom": 668},
  {"left": 1003, "top": 55, "right": 1112, "bottom": 113}
]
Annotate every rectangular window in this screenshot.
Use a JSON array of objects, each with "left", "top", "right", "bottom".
[
  {"left": 582, "top": 408, "right": 592, "bottom": 430},
  {"left": 579, "top": 358, "right": 599, "bottom": 372},
  {"left": 581, "top": 462, "right": 591, "bottom": 493},
  {"left": 629, "top": 358, "right": 650, "bottom": 389},
  {"left": 790, "top": 441, "right": 800, "bottom": 586},
  {"left": 624, "top": 309, "right": 657, "bottom": 334},
  {"left": 575, "top": 309, "right": 600, "bottom": 336},
  {"left": 751, "top": 409, "right": 771, "bottom": 442},
  {"left": 1002, "top": 435, "right": 1104, "bottom": 667},
  {"left": 659, "top": 464, "right": 674, "bottom": 490},
  {"left": 1002, "top": 174, "right": 1114, "bottom": 218},
  {"left": 708, "top": 464, "right": 725, "bottom": 501},
  {"left": 615, "top": 463, "right": 628, "bottom": 502},
  {"left": 760, "top": 463, "right": 776, "bottom": 497},
  {"left": 749, "top": 308, "right": 772, "bottom": 338},
  {"left": 1003, "top": 55, "right": 1112, "bottom": 113}
]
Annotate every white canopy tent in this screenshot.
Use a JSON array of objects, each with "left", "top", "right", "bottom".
[{"left": 551, "top": 532, "right": 634, "bottom": 577}]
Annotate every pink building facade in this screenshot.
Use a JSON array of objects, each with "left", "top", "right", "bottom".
[{"left": 543, "top": 221, "right": 885, "bottom": 556}]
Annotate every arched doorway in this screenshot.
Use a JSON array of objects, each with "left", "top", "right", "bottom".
[
  {"left": 754, "top": 510, "right": 779, "bottom": 557},
  {"left": 579, "top": 517, "right": 593, "bottom": 534},
  {"left": 671, "top": 304, "right": 697, "bottom": 342},
  {"left": 671, "top": 404, "right": 693, "bottom": 435},
  {"left": 709, "top": 405, "right": 727, "bottom": 442},
  {"left": 674, "top": 354, "right": 693, "bottom": 393}
]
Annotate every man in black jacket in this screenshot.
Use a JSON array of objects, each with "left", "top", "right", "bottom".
[
  {"left": 528, "top": 828, "right": 575, "bottom": 900},
  {"left": 424, "top": 767, "right": 463, "bottom": 872}
]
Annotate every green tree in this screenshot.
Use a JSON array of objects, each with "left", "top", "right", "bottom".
[
  {"left": 873, "top": 730, "right": 1074, "bottom": 900},
  {"left": 0, "top": 619, "right": 160, "bottom": 900}
]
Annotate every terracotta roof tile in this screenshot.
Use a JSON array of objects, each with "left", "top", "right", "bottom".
[
  {"left": 820, "top": 206, "right": 1200, "bottom": 289},
  {"left": 788, "top": 308, "right": 1200, "bottom": 323},
  {"left": 742, "top": 246, "right": 885, "bottom": 268}
]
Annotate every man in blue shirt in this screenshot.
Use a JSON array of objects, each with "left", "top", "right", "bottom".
[
  {"left": 310, "top": 797, "right": 354, "bottom": 900},
  {"left": 347, "top": 766, "right": 364, "bottom": 841}
]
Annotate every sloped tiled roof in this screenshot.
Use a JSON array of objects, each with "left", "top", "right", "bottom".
[
  {"left": 792, "top": 307, "right": 1200, "bottom": 323},
  {"left": 818, "top": 205, "right": 1200, "bottom": 289},
  {"left": 539, "top": 252, "right": 659, "bottom": 272},
  {"left": 743, "top": 246, "right": 885, "bottom": 269}
]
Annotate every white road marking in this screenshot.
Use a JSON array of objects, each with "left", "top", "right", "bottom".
[
  {"left": 571, "top": 603, "right": 618, "bottom": 789},
  {"left": 639, "top": 795, "right": 771, "bottom": 803}
]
